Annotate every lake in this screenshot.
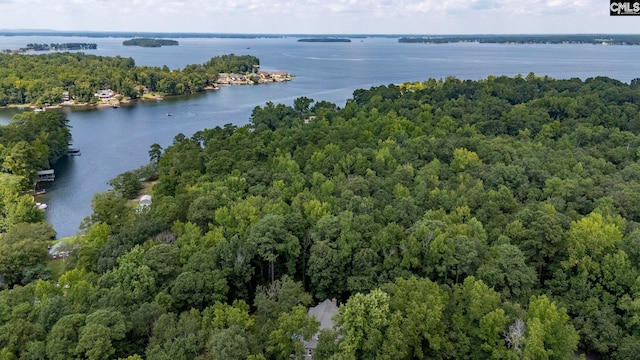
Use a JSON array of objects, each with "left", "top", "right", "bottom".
[{"left": 1, "top": 36, "right": 640, "bottom": 237}]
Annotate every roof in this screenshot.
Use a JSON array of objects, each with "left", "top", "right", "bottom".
[
  {"left": 37, "top": 169, "right": 55, "bottom": 175},
  {"left": 305, "top": 299, "right": 339, "bottom": 351},
  {"left": 49, "top": 241, "right": 70, "bottom": 257},
  {"left": 308, "top": 299, "right": 339, "bottom": 331}
]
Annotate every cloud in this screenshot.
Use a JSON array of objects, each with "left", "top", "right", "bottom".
[{"left": 0, "top": 0, "right": 626, "bottom": 33}]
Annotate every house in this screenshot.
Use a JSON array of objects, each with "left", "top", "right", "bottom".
[
  {"left": 49, "top": 241, "right": 71, "bottom": 259},
  {"left": 258, "top": 71, "right": 273, "bottom": 82},
  {"left": 230, "top": 73, "right": 246, "bottom": 83},
  {"left": 134, "top": 85, "right": 149, "bottom": 95},
  {"left": 273, "top": 71, "right": 291, "bottom": 82},
  {"left": 94, "top": 89, "right": 115, "bottom": 101},
  {"left": 304, "top": 299, "right": 339, "bottom": 359},
  {"left": 139, "top": 195, "right": 152, "bottom": 208},
  {"left": 217, "top": 73, "right": 231, "bottom": 84},
  {"left": 62, "top": 91, "right": 70, "bottom": 101}
]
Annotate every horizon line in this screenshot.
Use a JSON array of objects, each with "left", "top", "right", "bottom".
[{"left": 2, "top": 30, "right": 640, "bottom": 37}]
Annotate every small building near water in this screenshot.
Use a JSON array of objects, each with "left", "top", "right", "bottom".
[{"left": 36, "top": 169, "right": 55, "bottom": 182}]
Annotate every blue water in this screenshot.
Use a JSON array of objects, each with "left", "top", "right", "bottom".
[{"left": 1, "top": 36, "right": 640, "bottom": 237}]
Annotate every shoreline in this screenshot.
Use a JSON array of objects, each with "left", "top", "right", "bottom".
[
  {"left": 0, "top": 87, "right": 221, "bottom": 111},
  {"left": 0, "top": 76, "right": 291, "bottom": 111}
]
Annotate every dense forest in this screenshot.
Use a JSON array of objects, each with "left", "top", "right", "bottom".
[
  {"left": 0, "top": 52, "right": 259, "bottom": 106},
  {"left": 122, "top": 39, "right": 179, "bottom": 47},
  {"left": 4, "top": 74, "right": 640, "bottom": 359}
]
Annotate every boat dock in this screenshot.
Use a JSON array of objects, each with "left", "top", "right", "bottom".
[
  {"left": 67, "top": 148, "right": 81, "bottom": 156},
  {"left": 36, "top": 169, "right": 55, "bottom": 182}
]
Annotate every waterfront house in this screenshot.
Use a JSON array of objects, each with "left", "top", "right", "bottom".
[
  {"left": 217, "top": 73, "right": 231, "bottom": 84},
  {"left": 94, "top": 89, "right": 115, "bottom": 101}
]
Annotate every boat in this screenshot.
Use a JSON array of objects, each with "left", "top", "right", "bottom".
[
  {"left": 35, "top": 202, "right": 47, "bottom": 210},
  {"left": 166, "top": 113, "right": 172, "bottom": 116},
  {"left": 67, "top": 148, "right": 81, "bottom": 156},
  {"left": 111, "top": 104, "right": 120, "bottom": 108}
]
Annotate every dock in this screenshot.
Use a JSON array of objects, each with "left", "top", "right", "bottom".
[
  {"left": 36, "top": 169, "right": 55, "bottom": 182},
  {"left": 67, "top": 148, "right": 81, "bottom": 156}
]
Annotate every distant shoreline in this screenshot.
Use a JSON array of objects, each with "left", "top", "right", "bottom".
[{"left": 298, "top": 38, "right": 351, "bottom": 43}]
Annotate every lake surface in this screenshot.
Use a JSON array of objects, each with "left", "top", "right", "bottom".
[{"left": 2, "top": 36, "right": 640, "bottom": 237}]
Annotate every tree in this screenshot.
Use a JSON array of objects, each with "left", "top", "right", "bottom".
[
  {"left": 149, "top": 143, "right": 163, "bottom": 164},
  {"left": 246, "top": 214, "right": 300, "bottom": 283},
  {"left": 266, "top": 306, "right": 319, "bottom": 360},
  {"left": 108, "top": 171, "right": 142, "bottom": 199},
  {"left": 206, "top": 325, "right": 252, "bottom": 360},
  {"left": 477, "top": 243, "right": 536, "bottom": 302},
  {"left": 146, "top": 310, "right": 206, "bottom": 360},
  {"left": 383, "top": 277, "right": 451, "bottom": 358},
  {"left": 294, "top": 96, "right": 314, "bottom": 114},
  {"left": 524, "top": 295, "right": 578, "bottom": 359},
  {"left": 335, "top": 288, "right": 404, "bottom": 359},
  {"left": 170, "top": 269, "right": 228, "bottom": 311},
  {"left": 46, "top": 313, "right": 86, "bottom": 360},
  {"left": 0, "top": 224, "right": 50, "bottom": 286}
]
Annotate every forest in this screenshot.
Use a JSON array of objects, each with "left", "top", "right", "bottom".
[
  {"left": 3, "top": 74, "right": 640, "bottom": 359},
  {"left": 0, "top": 52, "right": 260, "bottom": 106},
  {"left": 122, "top": 39, "right": 179, "bottom": 47}
]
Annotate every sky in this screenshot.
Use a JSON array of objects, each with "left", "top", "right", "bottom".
[{"left": 0, "top": 0, "right": 637, "bottom": 34}]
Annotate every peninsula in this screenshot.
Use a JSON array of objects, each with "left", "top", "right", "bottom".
[
  {"left": 122, "top": 38, "right": 179, "bottom": 47},
  {"left": 0, "top": 52, "right": 291, "bottom": 108},
  {"left": 1, "top": 42, "right": 97, "bottom": 54}
]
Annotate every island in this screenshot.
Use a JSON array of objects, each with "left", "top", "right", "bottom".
[
  {"left": 122, "top": 38, "right": 179, "bottom": 47},
  {"left": 298, "top": 38, "right": 351, "bottom": 43}
]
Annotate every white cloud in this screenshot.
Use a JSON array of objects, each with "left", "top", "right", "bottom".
[{"left": 0, "top": 0, "right": 629, "bottom": 33}]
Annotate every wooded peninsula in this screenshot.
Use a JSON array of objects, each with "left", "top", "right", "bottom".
[
  {"left": 0, "top": 52, "right": 289, "bottom": 107},
  {"left": 2, "top": 74, "right": 640, "bottom": 359},
  {"left": 1, "top": 43, "right": 98, "bottom": 54}
]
